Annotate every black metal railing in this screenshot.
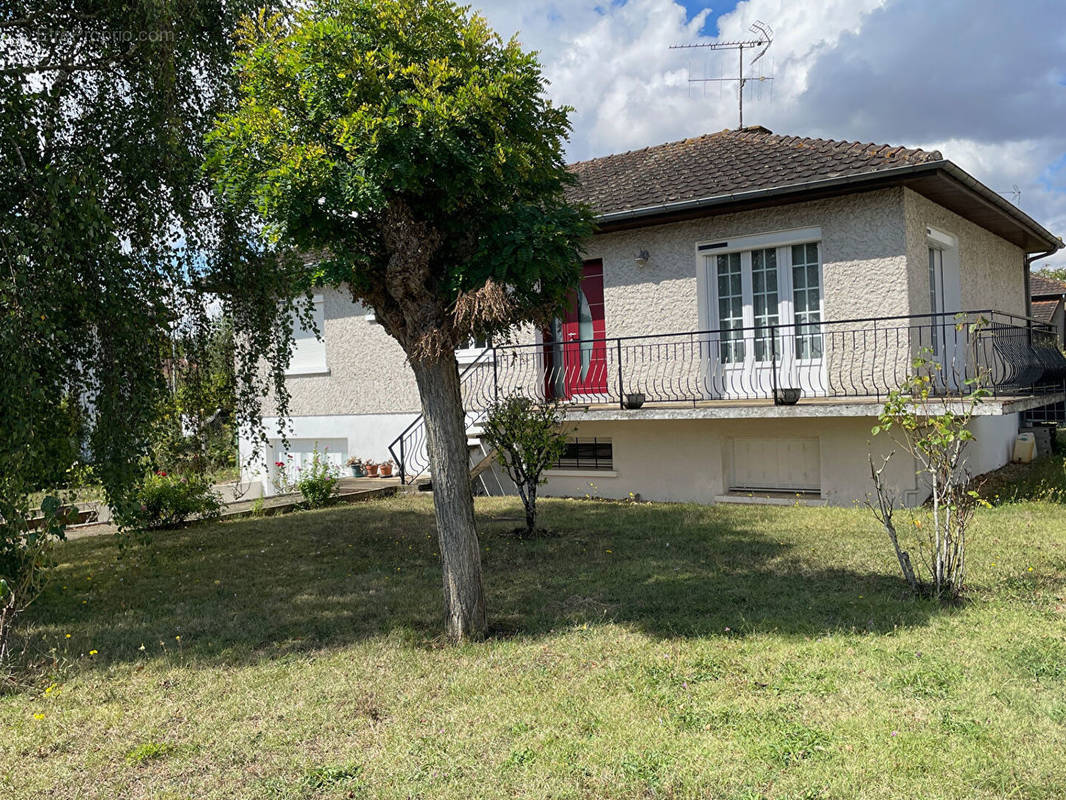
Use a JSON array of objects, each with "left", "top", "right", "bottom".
[{"left": 389, "top": 310, "right": 1066, "bottom": 484}]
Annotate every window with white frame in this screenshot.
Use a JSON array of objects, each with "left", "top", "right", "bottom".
[
  {"left": 701, "top": 229, "right": 824, "bottom": 367},
  {"left": 716, "top": 252, "right": 745, "bottom": 363},
  {"left": 456, "top": 333, "right": 492, "bottom": 364},
  {"left": 791, "top": 243, "right": 823, "bottom": 360},
  {"left": 286, "top": 296, "right": 328, "bottom": 375}
]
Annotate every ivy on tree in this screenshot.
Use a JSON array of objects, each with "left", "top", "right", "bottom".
[{"left": 207, "top": 0, "right": 593, "bottom": 639}]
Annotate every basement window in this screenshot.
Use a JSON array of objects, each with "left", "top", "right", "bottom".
[{"left": 553, "top": 438, "right": 613, "bottom": 471}]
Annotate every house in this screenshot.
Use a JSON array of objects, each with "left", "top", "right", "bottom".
[
  {"left": 240, "top": 127, "right": 1065, "bottom": 507},
  {"left": 1030, "top": 272, "right": 1066, "bottom": 347}
]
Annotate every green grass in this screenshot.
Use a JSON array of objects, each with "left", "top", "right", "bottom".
[
  {"left": 3, "top": 494, "right": 1066, "bottom": 799},
  {"left": 982, "top": 450, "right": 1066, "bottom": 505}
]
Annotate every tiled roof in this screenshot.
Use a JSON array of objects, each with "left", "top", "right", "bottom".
[
  {"left": 567, "top": 127, "right": 944, "bottom": 216},
  {"left": 1032, "top": 299, "right": 1061, "bottom": 324},
  {"left": 1030, "top": 273, "right": 1066, "bottom": 298}
]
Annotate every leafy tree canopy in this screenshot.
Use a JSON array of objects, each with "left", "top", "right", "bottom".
[
  {"left": 207, "top": 0, "right": 594, "bottom": 640},
  {"left": 1, "top": 1, "right": 287, "bottom": 655},
  {"left": 208, "top": 0, "right": 594, "bottom": 357}
]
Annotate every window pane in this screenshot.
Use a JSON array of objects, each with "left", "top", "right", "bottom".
[
  {"left": 751, "top": 247, "right": 779, "bottom": 363},
  {"left": 716, "top": 251, "right": 744, "bottom": 364},
  {"left": 578, "top": 287, "right": 593, "bottom": 380},
  {"left": 792, "top": 243, "right": 822, "bottom": 360}
]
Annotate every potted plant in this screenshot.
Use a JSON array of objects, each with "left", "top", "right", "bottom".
[
  {"left": 365, "top": 460, "right": 379, "bottom": 477},
  {"left": 345, "top": 456, "right": 365, "bottom": 477},
  {"left": 623, "top": 392, "right": 646, "bottom": 409},
  {"left": 379, "top": 459, "right": 394, "bottom": 477},
  {"left": 774, "top": 387, "right": 802, "bottom": 405}
]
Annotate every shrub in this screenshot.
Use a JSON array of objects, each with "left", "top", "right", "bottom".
[
  {"left": 122, "top": 472, "right": 222, "bottom": 530},
  {"left": 868, "top": 348, "right": 989, "bottom": 601},
  {"left": 481, "top": 394, "right": 569, "bottom": 536},
  {"left": 296, "top": 448, "right": 339, "bottom": 508}
]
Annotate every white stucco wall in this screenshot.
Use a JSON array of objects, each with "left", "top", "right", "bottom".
[
  {"left": 903, "top": 188, "right": 1027, "bottom": 318},
  {"left": 587, "top": 187, "right": 910, "bottom": 335},
  {"left": 526, "top": 413, "right": 1019, "bottom": 508},
  {"left": 270, "top": 288, "right": 422, "bottom": 418},
  {"left": 273, "top": 187, "right": 1032, "bottom": 425}
]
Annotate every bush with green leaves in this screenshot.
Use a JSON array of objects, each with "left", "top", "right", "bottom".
[
  {"left": 481, "top": 395, "right": 569, "bottom": 537},
  {"left": 296, "top": 449, "right": 340, "bottom": 509},
  {"left": 868, "top": 350, "right": 990, "bottom": 601},
  {"left": 122, "top": 473, "right": 223, "bottom": 531}
]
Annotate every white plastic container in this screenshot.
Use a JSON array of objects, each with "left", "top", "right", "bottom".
[{"left": 1012, "top": 433, "right": 1036, "bottom": 464}]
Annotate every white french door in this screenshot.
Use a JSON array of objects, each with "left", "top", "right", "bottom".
[
  {"left": 927, "top": 241, "right": 963, "bottom": 388},
  {"left": 705, "top": 240, "right": 825, "bottom": 399}
]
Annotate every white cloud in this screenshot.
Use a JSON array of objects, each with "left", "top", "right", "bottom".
[{"left": 470, "top": 0, "right": 1066, "bottom": 250}]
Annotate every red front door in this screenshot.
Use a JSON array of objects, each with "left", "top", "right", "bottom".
[{"left": 544, "top": 260, "right": 608, "bottom": 400}]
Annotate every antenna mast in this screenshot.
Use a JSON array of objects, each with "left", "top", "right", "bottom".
[{"left": 670, "top": 21, "right": 773, "bottom": 129}]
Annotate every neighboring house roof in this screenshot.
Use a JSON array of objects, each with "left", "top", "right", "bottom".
[
  {"left": 1030, "top": 273, "right": 1066, "bottom": 299},
  {"left": 569, "top": 126, "right": 1062, "bottom": 254},
  {"left": 1032, "top": 299, "right": 1062, "bottom": 324}
]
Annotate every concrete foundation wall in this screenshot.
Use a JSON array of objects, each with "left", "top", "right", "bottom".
[{"left": 529, "top": 414, "right": 1019, "bottom": 508}]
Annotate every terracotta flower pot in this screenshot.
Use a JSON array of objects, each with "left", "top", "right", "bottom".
[
  {"left": 380, "top": 463, "right": 393, "bottom": 477},
  {"left": 366, "top": 464, "right": 379, "bottom": 477}
]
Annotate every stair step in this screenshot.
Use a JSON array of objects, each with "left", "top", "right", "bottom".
[{"left": 469, "top": 447, "right": 498, "bottom": 480}]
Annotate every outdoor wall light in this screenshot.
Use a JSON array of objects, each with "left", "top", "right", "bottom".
[{"left": 635, "top": 249, "right": 650, "bottom": 267}]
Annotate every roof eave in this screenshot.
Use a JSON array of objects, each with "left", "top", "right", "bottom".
[{"left": 590, "top": 160, "right": 1062, "bottom": 254}]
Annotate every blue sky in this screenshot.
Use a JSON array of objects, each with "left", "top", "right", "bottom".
[
  {"left": 678, "top": 0, "right": 741, "bottom": 32},
  {"left": 473, "top": 0, "right": 1066, "bottom": 267}
]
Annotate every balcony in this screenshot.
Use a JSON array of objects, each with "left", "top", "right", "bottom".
[{"left": 390, "top": 310, "right": 1066, "bottom": 484}]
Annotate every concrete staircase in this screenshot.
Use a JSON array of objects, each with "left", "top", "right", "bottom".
[
  {"left": 467, "top": 425, "right": 505, "bottom": 495},
  {"left": 413, "top": 425, "right": 506, "bottom": 495}
]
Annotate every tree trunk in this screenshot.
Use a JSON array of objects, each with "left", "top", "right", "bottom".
[
  {"left": 411, "top": 355, "right": 487, "bottom": 640},
  {"left": 524, "top": 480, "right": 537, "bottom": 535}
]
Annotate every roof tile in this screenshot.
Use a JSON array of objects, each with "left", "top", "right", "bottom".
[
  {"left": 568, "top": 128, "right": 943, "bottom": 215},
  {"left": 1030, "top": 273, "right": 1066, "bottom": 298},
  {"left": 1032, "top": 299, "right": 1061, "bottom": 323}
]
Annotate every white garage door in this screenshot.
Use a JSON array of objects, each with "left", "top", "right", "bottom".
[
  {"left": 273, "top": 438, "right": 347, "bottom": 483},
  {"left": 730, "top": 437, "right": 820, "bottom": 493}
]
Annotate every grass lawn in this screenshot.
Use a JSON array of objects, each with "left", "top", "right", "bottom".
[{"left": 3, "top": 494, "right": 1066, "bottom": 799}]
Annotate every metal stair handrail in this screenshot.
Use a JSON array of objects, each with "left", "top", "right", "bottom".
[{"left": 388, "top": 346, "right": 498, "bottom": 484}]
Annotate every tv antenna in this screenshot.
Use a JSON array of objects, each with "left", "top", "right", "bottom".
[
  {"left": 997, "top": 184, "right": 1022, "bottom": 206},
  {"left": 670, "top": 21, "right": 774, "bottom": 129}
]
